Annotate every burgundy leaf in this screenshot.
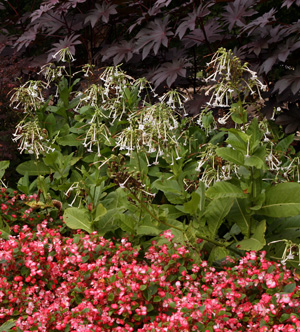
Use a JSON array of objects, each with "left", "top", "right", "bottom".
[
  {"left": 183, "top": 19, "right": 222, "bottom": 47},
  {"left": 286, "top": 19, "right": 300, "bottom": 34},
  {"left": 175, "top": 3, "right": 212, "bottom": 39},
  {"left": 15, "top": 27, "right": 38, "bottom": 51},
  {"left": 85, "top": 2, "right": 117, "bottom": 27},
  {"left": 68, "top": 0, "right": 87, "bottom": 8},
  {"left": 273, "top": 68, "right": 300, "bottom": 95},
  {"left": 241, "top": 8, "right": 276, "bottom": 35},
  {"left": 30, "top": 4, "right": 54, "bottom": 22},
  {"left": 154, "top": 0, "right": 172, "bottom": 7},
  {"left": 135, "top": 17, "right": 173, "bottom": 60},
  {"left": 47, "top": 34, "right": 81, "bottom": 61},
  {"left": 282, "top": 0, "right": 300, "bottom": 8},
  {"left": 148, "top": 58, "right": 190, "bottom": 88},
  {"left": 223, "top": 0, "right": 257, "bottom": 31},
  {"left": 34, "top": 11, "right": 65, "bottom": 35},
  {"left": 260, "top": 56, "right": 277, "bottom": 74},
  {"left": 102, "top": 41, "right": 136, "bottom": 65}
]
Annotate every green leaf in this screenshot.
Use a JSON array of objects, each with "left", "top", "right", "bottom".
[
  {"left": 244, "top": 155, "right": 265, "bottom": 169},
  {"left": 275, "top": 134, "right": 294, "bottom": 153},
  {"left": 117, "top": 214, "right": 136, "bottom": 235},
  {"left": 208, "top": 246, "right": 229, "bottom": 265},
  {"left": 227, "top": 199, "right": 251, "bottom": 237},
  {"left": 16, "top": 160, "right": 50, "bottom": 176},
  {"left": 258, "top": 182, "right": 300, "bottom": 218},
  {"left": 0, "top": 160, "right": 9, "bottom": 171},
  {"left": 0, "top": 216, "right": 10, "bottom": 240},
  {"left": 282, "top": 283, "right": 296, "bottom": 294},
  {"left": 183, "top": 192, "right": 200, "bottom": 215},
  {"left": 57, "top": 134, "right": 81, "bottom": 147},
  {"left": 153, "top": 178, "right": 186, "bottom": 204},
  {"left": 93, "top": 208, "right": 125, "bottom": 235},
  {"left": 206, "top": 182, "right": 247, "bottom": 199},
  {"left": 93, "top": 203, "right": 107, "bottom": 222},
  {"left": 44, "top": 113, "right": 56, "bottom": 138},
  {"left": 63, "top": 207, "right": 92, "bottom": 233},
  {"left": 216, "top": 147, "right": 244, "bottom": 166},
  {"left": 204, "top": 197, "right": 234, "bottom": 238},
  {"left": 236, "top": 220, "right": 266, "bottom": 251},
  {"left": 0, "top": 319, "right": 16, "bottom": 331},
  {"left": 137, "top": 223, "right": 161, "bottom": 236}
]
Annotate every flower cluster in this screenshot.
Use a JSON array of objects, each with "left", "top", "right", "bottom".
[
  {"left": 205, "top": 48, "right": 267, "bottom": 124},
  {"left": 0, "top": 223, "right": 300, "bottom": 332},
  {"left": 115, "top": 103, "right": 181, "bottom": 164}
]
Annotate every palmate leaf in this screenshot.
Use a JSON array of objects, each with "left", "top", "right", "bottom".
[
  {"left": 47, "top": 34, "right": 81, "bottom": 61},
  {"left": 282, "top": 0, "right": 300, "bottom": 8},
  {"left": 223, "top": 0, "right": 257, "bottom": 31},
  {"left": 15, "top": 27, "right": 38, "bottom": 51},
  {"left": 149, "top": 58, "right": 190, "bottom": 88},
  {"left": 135, "top": 16, "right": 173, "bottom": 59},
  {"left": 183, "top": 19, "right": 222, "bottom": 47},
  {"left": 85, "top": 2, "right": 117, "bottom": 27},
  {"left": 175, "top": 3, "right": 212, "bottom": 39},
  {"left": 30, "top": 4, "right": 54, "bottom": 22},
  {"left": 273, "top": 67, "right": 300, "bottom": 95},
  {"left": 102, "top": 40, "right": 135, "bottom": 65},
  {"left": 241, "top": 8, "right": 276, "bottom": 36}
]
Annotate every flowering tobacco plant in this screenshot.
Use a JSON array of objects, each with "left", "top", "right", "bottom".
[{"left": 0, "top": 227, "right": 300, "bottom": 331}]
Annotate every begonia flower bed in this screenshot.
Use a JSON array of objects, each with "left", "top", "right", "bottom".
[{"left": 1, "top": 223, "right": 300, "bottom": 332}]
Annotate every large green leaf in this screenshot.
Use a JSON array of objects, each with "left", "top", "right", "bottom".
[
  {"left": 0, "top": 319, "right": 16, "bottom": 331},
  {"left": 205, "top": 197, "right": 234, "bottom": 238},
  {"left": 0, "top": 216, "right": 10, "bottom": 240},
  {"left": 236, "top": 220, "right": 266, "bottom": 251},
  {"left": 216, "top": 147, "right": 244, "bottom": 166},
  {"left": 93, "top": 203, "right": 107, "bottom": 222},
  {"left": 275, "top": 134, "right": 294, "bottom": 153},
  {"left": 63, "top": 207, "right": 92, "bottom": 233},
  {"left": 244, "top": 155, "right": 265, "bottom": 169},
  {"left": 117, "top": 214, "right": 136, "bottom": 235},
  {"left": 153, "top": 178, "right": 186, "bottom": 204},
  {"left": 183, "top": 192, "right": 200, "bottom": 215},
  {"left": 258, "top": 182, "right": 300, "bottom": 218},
  {"left": 137, "top": 222, "right": 162, "bottom": 236},
  {"left": 56, "top": 134, "right": 82, "bottom": 147},
  {"left": 206, "top": 182, "right": 247, "bottom": 199},
  {"left": 227, "top": 199, "right": 251, "bottom": 237},
  {"left": 94, "top": 208, "right": 125, "bottom": 235},
  {"left": 16, "top": 160, "right": 50, "bottom": 176}
]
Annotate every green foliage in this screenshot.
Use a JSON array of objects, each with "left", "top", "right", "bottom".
[{"left": 6, "top": 51, "right": 300, "bottom": 265}]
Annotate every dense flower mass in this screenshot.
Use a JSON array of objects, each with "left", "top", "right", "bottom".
[{"left": 0, "top": 223, "right": 300, "bottom": 332}]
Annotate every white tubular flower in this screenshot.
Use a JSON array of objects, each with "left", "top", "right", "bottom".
[
  {"left": 10, "top": 80, "right": 47, "bottom": 113},
  {"left": 12, "top": 118, "right": 47, "bottom": 158}
]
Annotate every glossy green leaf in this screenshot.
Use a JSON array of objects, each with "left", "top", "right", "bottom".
[
  {"left": 16, "top": 160, "right": 50, "bottom": 176},
  {"left": 0, "top": 216, "right": 10, "bottom": 240},
  {"left": 94, "top": 203, "right": 107, "bottom": 222},
  {"left": 258, "top": 182, "right": 300, "bottom": 217},
  {"left": 0, "top": 319, "right": 16, "bottom": 331},
  {"left": 236, "top": 220, "right": 266, "bottom": 251},
  {"left": 227, "top": 199, "right": 251, "bottom": 237},
  {"left": 205, "top": 197, "right": 234, "bottom": 238},
  {"left": 206, "top": 182, "right": 247, "bottom": 199},
  {"left": 63, "top": 207, "right": 92, "bottom": 233},
  {"left": 183, "top": 192, "right": 200, "bottom": 215},
  {"left": 216, "top": 147, "right": 244, "bottom": 166},
  {"left": 57, "top": 134, "right": 81, "bottom": 146}
]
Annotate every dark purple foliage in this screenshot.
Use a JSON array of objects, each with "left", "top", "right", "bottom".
[{"left": 1, "top": 0, "right": 300, "bottom": 132}]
